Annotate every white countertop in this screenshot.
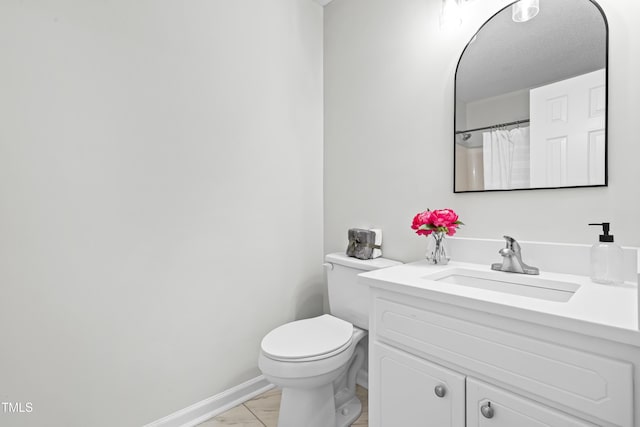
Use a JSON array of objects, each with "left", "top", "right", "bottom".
[{"left": 359, "top": 260, "right": 640, "bottom": 347}]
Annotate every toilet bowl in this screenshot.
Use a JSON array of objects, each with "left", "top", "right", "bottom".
[
  {"left": 259, "top": 315, "right": 366, "bottom": 427},
  {"left": 258, "top": 253, "right": 402, "bottom": 427}
]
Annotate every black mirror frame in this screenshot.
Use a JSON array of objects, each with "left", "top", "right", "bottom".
[{"left": 453, "top": 0, "right": 609, "bottom": 193}]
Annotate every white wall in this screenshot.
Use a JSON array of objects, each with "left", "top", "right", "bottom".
[
  {"left": 324, "top": 0, "right": 640, "bottom": 262},
  {"left": 0, "top": 1, "right": 323, "bottom": 426}
]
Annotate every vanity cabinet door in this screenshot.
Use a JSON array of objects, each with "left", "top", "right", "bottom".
[
  {"left": 370, "top": 343, "right": 465, "bottom": 427},
  {"left": 466, "top": 378, "right": 598, "bottom": 427}
]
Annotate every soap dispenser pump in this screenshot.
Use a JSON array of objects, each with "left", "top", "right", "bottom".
[{"left": 588, "top": 222, "right": 623, "bottom": 285}]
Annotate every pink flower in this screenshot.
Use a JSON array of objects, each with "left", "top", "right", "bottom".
[
  {"left": 430, "top": 209, "right": 459, "bottom": 227},
  {"left": 411, "top": 208, "right": 463, "bottom": 237},
  {"left": 411, "top": 210, "right": 432, "bottom": 230}
]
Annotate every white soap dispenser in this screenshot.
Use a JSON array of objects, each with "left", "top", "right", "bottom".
[{"left": 588, "top": 222, "right": 624, "bottom": 285}]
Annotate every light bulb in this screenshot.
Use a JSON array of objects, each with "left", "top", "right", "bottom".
[
  {"left": 512, "top": 0, "right": 539, "bottom": 23},
  {"left": 440, "top": 0, "right": 462, "bottom": 29}
]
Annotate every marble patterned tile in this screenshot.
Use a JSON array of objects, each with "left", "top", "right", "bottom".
[
  {"left": 243, "top": 387, "right": 282, "bottom": 427},
  {"left": 200, "top": 385, "right": 369, "bottom": 427},
  {"left": 197, "top": 404, "right": 265, "bottom": 427}
]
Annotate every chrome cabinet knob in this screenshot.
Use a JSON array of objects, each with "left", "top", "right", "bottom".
[
  {"left": 434, "top": 384, "right": 447, "bottom": 398},
  {"left": 481, "top": 402, "right": 495, "bottom": 419}
]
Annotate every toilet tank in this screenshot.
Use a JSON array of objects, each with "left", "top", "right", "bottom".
[{"left": 325, "top": 252, "right": 402, "bottom": 329}]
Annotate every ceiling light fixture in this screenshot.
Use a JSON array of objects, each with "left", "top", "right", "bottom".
[{"left": 512, "top": 0, "right": 540, "bottom": 23}]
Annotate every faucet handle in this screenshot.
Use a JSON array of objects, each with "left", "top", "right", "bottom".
[{"left": 502, "top": 235, "right": 521, "bottom": 252}]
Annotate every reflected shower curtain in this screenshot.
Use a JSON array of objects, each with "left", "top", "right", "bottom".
[
  {"left": 482, "top": 127, "right": 530, "bottom": 190},
  {"left": 510, "top": 127, "right": 530, "bottom": 188}
]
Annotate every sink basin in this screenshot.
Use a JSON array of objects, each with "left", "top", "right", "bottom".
[{"left": 423, "top": 268, "right": 580, "bottom": 302}]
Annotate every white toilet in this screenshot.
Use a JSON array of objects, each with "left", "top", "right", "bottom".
[{"left": 258, "top": 252, "right": 402, "bottom": 427}]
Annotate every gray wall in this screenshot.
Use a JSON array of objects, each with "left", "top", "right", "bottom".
[
  {"left": 324, "top": 0, "right": 640, "bottom": 262},
  {"left": 0, "top": 1, "right": 323, "bottom": 426}
]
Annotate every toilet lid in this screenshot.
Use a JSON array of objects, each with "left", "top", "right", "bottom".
[{"left": 261, "top": 315, "right": 354, "bottom": 361}]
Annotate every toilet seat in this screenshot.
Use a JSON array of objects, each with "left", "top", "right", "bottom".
[{"left": 261, "top": 314, "right": 354, "bottom": 362}]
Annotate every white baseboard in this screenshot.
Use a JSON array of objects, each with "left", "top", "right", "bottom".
[
  {"left": 145, "top": 368, "right": 368, "bottom": 427},
  {"left": 143, "top": 375, "right": 275, "bottom": 427}
]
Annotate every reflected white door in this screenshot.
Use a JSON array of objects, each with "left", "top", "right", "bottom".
[{"left": 529, "top": 69, "right": 605, "bottom": 187}]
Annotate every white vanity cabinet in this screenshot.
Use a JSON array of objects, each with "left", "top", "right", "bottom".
[
  {"left": 370, "top": 345, "right": 596, "bottom": 427},
  {"left": 370, "top": 342, "right": 465, "bottom": 427},
  {"left": 466, "top": 378, "right": 597, "bottom": 427},
  {"left": 367, "top": 287, "right": 639, "bottom": 427}
]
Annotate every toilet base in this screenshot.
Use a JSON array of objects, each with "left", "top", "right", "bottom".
[
  {"left": 277, "top": 385, "right": 363, "bottom": 427},
  {"left": 335, "top": 394, "right": 362, "bottom": 427},
  {"left": 278, "top": 383, "right": 336, "bottom": 427}
]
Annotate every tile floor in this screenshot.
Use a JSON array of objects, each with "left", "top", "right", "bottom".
[{"left": 198, "top": 385, "right": 368, "bottom": 427}]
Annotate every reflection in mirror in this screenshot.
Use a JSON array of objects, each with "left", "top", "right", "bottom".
[{"left": 454, "top": 0, "right": 607, "bottom": 192}]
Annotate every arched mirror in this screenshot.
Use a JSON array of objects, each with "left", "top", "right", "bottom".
[{"left": 454, "top": 0, "right": 608, "bottom": 192}]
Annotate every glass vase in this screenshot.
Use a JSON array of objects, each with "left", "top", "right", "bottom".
[{"left": 426, "top": 231, "right": 449, "bottom": 265}]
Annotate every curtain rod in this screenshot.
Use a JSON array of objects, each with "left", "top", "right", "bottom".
[{"left": 455, "top": 119, "right": 530, "bottom": 135}]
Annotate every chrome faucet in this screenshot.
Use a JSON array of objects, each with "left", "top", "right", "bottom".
[{"left": 491, "top": 236, "right": 539, "bottom": 275}]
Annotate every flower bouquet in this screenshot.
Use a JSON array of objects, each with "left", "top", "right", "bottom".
[{"left": 411, "top": 209, "right": 463, "bottom": 264}]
